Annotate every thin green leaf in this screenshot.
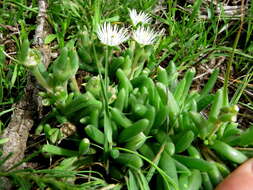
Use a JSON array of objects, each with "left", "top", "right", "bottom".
[
  {"left": 117, "top": 147, "right": 179, "bottom": 190},
  {"left": 41, "top": 144, "right": 79, "bottom": 157},
  {"left": 10, "top": 64, "right": 18, "bottom": 89},
  {"left": 44, "top": 34, "right": 57, "bottom": 44}
]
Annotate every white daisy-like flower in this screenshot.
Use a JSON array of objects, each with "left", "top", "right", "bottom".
[
  {"left": 129, "top": 9, "right": 151, "bottom": 26},
  {"left": 132, "top": 26, "right": 161, "bottom": 45},
  {"left": 96, "top": 23, "right": 129, "bottom": 46}
]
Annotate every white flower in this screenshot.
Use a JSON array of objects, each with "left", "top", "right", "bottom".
[
  {"left": 96, "top": 23, "right": 129, "bottom": 46},
  {"left": 132, "top": 26, "right": 160, "bottom": 45},
  {"left": 129, "top": 9, "right": 151, "bottom": 26}
]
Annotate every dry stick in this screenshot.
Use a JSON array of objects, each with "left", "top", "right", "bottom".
[
  {"left": 198, "top": 62, "right": 253, "bottom": 97},
  {"left": 184, "top": 0, "right": 248, "bottom": 19},
  {"left": 1, "top": 0, "right": 50, "bottom": 175},
  {"left": 34, "top": 0, "right": 51, "bottom": 68},
  {"left": 193, "top": 57, "right": 225, "bottom": 80}
]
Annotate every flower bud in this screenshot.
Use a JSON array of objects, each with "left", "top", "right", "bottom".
[
  {"left": 85, "top": 76, "right": 101, "bottom": 98},
  {"left": 219, "top": 113, "right": 237, "bottom": 122},
  {"left": 53, "top": 48, "right": 79, "bottom": 83},
  {"left": 23, "top": 49, "right": 41, "bottom": 68},
  {"left": 79, "top": 138, "right": 90, "bottom": 155},
  {"left": 38, "top": 91, "right": 47, "bottom": 97},
  {"left": 42, "top": 98, "right": 51, "bottom": 106}
]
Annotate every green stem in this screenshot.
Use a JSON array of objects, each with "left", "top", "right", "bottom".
[
  {"left": 104, "top": 46, "right": 112, "bottom": 147},
  {"left": 130, "top": 45, "right": 143, "bottom": 79},
  {"left": 105, "top": 46, "right": 110, "bottom": 89},
  {"left": 70, "top": 76, "right": 80, "bottom": 93},
  {"left": 92, "top": 45, "right": 108, "bottom": 107},
  {"left": 207, "top": 121, "right": 222, "bottom": 140},
  {"left": 92, "top": 44, "right": 111, "bottom": 166},
  {"left": 117, "top": 147, "right": 179, "bottom": 190},
  {"left": 30, "top": 66, "right": 52, "bottom": 92},
  {"left": 223, "top": 0, "right": 245, "bottom": 106}
]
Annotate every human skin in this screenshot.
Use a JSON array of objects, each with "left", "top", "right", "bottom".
[{"left": 216, "top": 158, "right": 253, "bottom": 190}]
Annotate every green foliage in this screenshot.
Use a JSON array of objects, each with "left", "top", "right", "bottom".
[{"left": 19, "top": 22, "right": 246, "bottom": 189}]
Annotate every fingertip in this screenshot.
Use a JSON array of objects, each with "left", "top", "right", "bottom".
[{"left": 216, "top": 158, "right": 253, "bottom": 190}]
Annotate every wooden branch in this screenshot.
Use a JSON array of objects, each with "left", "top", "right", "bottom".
[
  {"left": 34, "top": 0, "right": 48, "bottom": 46},
  {"left": 34, "top": 0, "right": 51, "bottom": 68},
  {"left": 1, "top": 0, "right": 50, "bottom": 178},
  {"left": 1, "top": 77, "right": 38, "bottom": 171}
]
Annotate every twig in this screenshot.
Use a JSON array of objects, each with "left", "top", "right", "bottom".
[
  {"left": 2, "top": 50, "right": 19, "bottom": 62},
  {"left": 34, "top": 0, "right": 51, "bottom": 68},
  {"left": 0, "top": 77, "right": 38, "bottom": 189},
  {"left": 34, "top": 0, "right": 47, "bottom": 46},
  {"left": 193, "top": 56, "right": 225, "bottom": 80},
  {"left": 197, "top": 60, "right": 253, "bottom": 97},
  {"left": 1, "top": 0, "right": 50, "bottom": 182},
  {"left": 184, "top": 0, "right": 249, "bottom": 20}
]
